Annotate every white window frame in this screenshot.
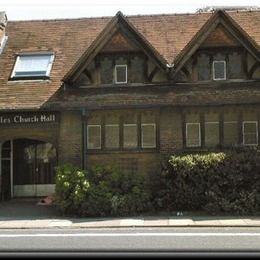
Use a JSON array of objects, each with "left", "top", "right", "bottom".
[
  {"left": 105, "top": 124, "right": 120, "bottom": 148},
  {"left": 87, "top": 125, "right": 101, "bottom": 149},
  {"left": 243, "top": 121, "right": 258, "bottom": 146},
  {"left": 11, "top": 53, "right": 55, "bottom": 79},
  {"left": 186, "top": 123, "right": 201, "bottom": 147},
  {"left": 213, "top": 60, "right": 226, "bottom": 81},
  {"left": 141, "top": 123, "right": 156, "bottom": 148},
  {"left": 115, "top": 64, "right": 127, "bottom": 84},
  {"left": 123, "top": 123, "right": 137, "bottom": 148}
]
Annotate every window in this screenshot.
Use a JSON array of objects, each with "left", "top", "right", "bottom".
[
  {"left": 213, "top": 61, "right": 226, "bottom": 80},
  {"left": 115, "top": 65, "right": 127, "bottom": 84},
  {"left": 11, "top": 53, "right": 54, "bottom": 79},
  {"left": 205, "top": 122, "right": 219, "bottom": 147},
  {"left": 87, "top": 125, "right": 101, "bottom": 149},
  {"left": 141, "top": 124, "right": 156, "bottom": 148},
  {"left": 123, "top": 124, "right": 137, "bottom": 148},
  {"left": 223, "top": 121, "right": 238, "bottom": 146},
  {"left": 243, "top": 121, "right": 258, "bottom": 146},
  {"left": 186, "top": 123, "right": 201, "bottom": 147},
  {"left": 105, "top": 124, "right": 119, "bottom": 148}
]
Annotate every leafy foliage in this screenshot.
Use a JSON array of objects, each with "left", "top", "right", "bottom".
[
  {"left": 156, "top": 148, "right": 260, "bottom": 215},
  {"left": 55, "top": 164, "right": 151, "bottom": 217}
]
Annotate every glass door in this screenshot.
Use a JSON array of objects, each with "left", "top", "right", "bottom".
[{"left": 13, "top": 139, "right": 57, "bottom": 197}]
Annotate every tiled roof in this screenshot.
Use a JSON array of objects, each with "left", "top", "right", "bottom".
[{"left": 0, "top": 10, "right": 260, "bottom": 110}]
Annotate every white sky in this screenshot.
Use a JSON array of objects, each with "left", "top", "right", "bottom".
[{"left": 1, "top": 0, "right": 260, "bottom": 20}]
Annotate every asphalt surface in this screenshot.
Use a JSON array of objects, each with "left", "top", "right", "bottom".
[{"left": 1, "top": 227, "right": 260, "bottom": 253}]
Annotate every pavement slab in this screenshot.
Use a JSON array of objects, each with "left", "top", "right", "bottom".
[
  {"left": 168, "top": 218, "right": 194, "bottom": 226},
  {"left": 47, "top": 220, "right": 72, "bottom": 227},
  {"left": 120, "top": 218, "right": 144, "bottom": 226},
  {"left": 143, "top": 217, "right": 169, "bottom": 226}
]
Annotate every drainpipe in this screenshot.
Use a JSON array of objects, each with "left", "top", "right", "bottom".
[{"left": 81, "top": 108, "right": 87, "bottom": 170}]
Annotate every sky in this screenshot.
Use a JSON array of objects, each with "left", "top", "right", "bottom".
[{"left": 1, "top": 0, "right": 260, "bottom": 21}]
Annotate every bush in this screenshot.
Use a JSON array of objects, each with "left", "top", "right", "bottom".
[
  {"left": 55, "top": 164, "right": 90, "bottom": 216},
  {"left": 55, "top": 164, "right": 151, "bottom": 217},
  {"left": 156, "top": 148, "right": 260, "bottom": 215},
  {"left": 83, "top": 165, "right": 151, "bottom": 217}
]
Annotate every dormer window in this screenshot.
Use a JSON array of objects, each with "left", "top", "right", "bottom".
[
  {"left": 115, "top": 65, "right": 127, "bottom": 84},
  {"left": 213, "top": 60, "right": 226, "bottom": 80},
  {"left": 11, "top": 53, "right": 54, "bottom": 80}
]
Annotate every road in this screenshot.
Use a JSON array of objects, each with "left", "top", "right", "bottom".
[{"left": 1, "top": 227, "right": 260, "bottom": 256}]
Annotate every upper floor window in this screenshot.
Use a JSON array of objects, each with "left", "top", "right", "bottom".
[
  {"left": 193, "top": 50, "right": 244, "bottom": 82},
  {"left": 213, "top": 60, "right": 226, "bottom": 80},
  {"left": 11, "top": 53, "right": 54, "bottom": 79},
  {"left": 115, "top": 65, "right": 127, "bottom": 84},
  {"left": 98, "top": 53, "right": 145, "bottom": 85}
]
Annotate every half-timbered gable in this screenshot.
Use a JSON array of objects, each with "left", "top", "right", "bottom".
[
  {"left": 64, "top": 12, "right": 168, "bottom": 89},
  {"left": 172, "top": 10, "right": 260, "bottom": 83}
]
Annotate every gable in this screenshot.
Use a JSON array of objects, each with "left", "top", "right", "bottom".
[
  {"left": 171, "top": 10, "right": 260, "bottom": 78},
  {"left": 101, "top": 31, "right": 140, "bottom": 53},
  {"left": 63, "top": 12, "right": 167, "bottom": 84},
  {"left": 201, "top": 24, "right": 241, "bottom": 47}
]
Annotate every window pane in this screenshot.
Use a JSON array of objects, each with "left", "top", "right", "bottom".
[
  {"left": 142, "top": 124, "right": 156, "bottom": 148},
  {"left": 205, "top": 122, "right": 219, "bottom": 147},
  {"left": 186, "top": 123, "right": 201, "bottom": 147},
  {"left": 243, "top": 122, "right": 258, "bottom": 145},
  {"left": 224, "top": 122, "right": 238, "bottom": 146},
  {"left": 115, "top": 65, "right": 127, "bottom": 83},
  {"left": 105, "top": 125, "right": 119, "bottom": 148},
  {"left": 14, "top": 55, "right": 53, "bottom": 77},
  {"left": 213, "top": 61, "right": 226, "bottom": 80},
  {"left": 87, "top": 126, "right": 101, "bottom": 149},
  {"left": 123, "top": 124, "right": 137, "bottom": 148}
]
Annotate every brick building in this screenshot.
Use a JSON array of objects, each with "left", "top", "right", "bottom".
[{"left": 1, "top": 8, "right": 260, "bottom": 199}]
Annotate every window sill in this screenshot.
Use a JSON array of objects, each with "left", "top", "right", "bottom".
[
  {"left": 7, "top": 78, "right": 51, "bottom": 84},
  {"left": 86, "top": 149, "right": 158, "bottom": 154}
]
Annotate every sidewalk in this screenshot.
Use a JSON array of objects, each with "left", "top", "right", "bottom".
[{"left": 1, "top": 215, "right": 260, "bottom": 229}]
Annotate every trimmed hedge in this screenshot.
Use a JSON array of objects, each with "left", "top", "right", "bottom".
[{"left": 156, "top": 148, "right": 260, "bottom": 215}]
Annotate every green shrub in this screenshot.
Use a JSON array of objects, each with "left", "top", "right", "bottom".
[
  {"left": 55, "top": 164, "right": 151, "bottom": 217},
  {"left": 157, "top": 148, "right": 260, "bottom": 215},
  {"left": 55, "top": 164, "right": 90, "bottom": 216},
  {"left": 84, "top": 165, "right": 151, "bottom": 217}
]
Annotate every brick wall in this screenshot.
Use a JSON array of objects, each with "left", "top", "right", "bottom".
[
  {"left": 86, "top": 152, "right": 160, "bottom": 178},
  {"left": 0, "top": 125, "right": 58, "bottom": 144},
  {"left": 58, "top": 111, "right": 82, "bottom": 166},
  {"left": 160, "top": 108, "right": 183, "bottom": 155}
]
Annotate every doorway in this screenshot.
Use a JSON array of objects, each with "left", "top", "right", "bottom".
[{"left": 1, "top": 139, "right": 57, "bottom": 199}]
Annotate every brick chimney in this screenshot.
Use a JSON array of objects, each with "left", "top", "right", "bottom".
[{"left": 0, "top": 12, "right": 7, "bottom": 53}]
